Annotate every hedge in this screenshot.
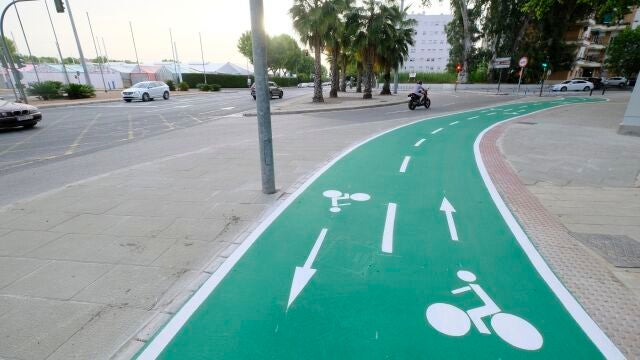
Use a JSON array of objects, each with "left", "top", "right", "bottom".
[
  {"left": 395, "top": 72, "right": 458, "bottom": 83},
  {"left": 180, "top": 73, "right": 302, "bottom": 88}
]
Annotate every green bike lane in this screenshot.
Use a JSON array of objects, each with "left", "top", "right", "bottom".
[{"left": 138, "top": 97, "right": 623, "bottom": 359}]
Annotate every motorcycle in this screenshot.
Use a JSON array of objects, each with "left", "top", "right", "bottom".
[{"left": 408, "top": 90, "right": 431, "bottom": 110}]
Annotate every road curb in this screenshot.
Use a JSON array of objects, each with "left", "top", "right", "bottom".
[
  {"left": 35, "top": 91, "right": 203, "bottom": 109},
  {"left": 242, "top": 98, "right": 407, "bottom": 116}
]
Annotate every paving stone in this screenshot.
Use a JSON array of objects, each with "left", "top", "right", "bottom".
[
  {"left": 157, "top": 218, "right": 227, "bottom": 241},
  {"left": 60, "top": 197, "right": 123, "bottom": 214},
  {"left": 151, "top": 240, "right": 226, "bottom": 270},
  {"left": 0, "top": 258, "right": 48, "bottom": 289},
  {"left": 48, "top": 214, "right": 124, "bottom": 234},
  {"left": 47, "top": 306, "right": 154, "bottom": 360},
  {"left": 26, "top": 233, "right": 175, "bottom": 266},
  {"left": 73, "top": 265, "right": 183, "bottom": 309},
  {"left": 571, "top": 233, "right": 640, "bottom": 268},
  {"left": 100, "top": 216, "right": 174, "bottom": 237},
  {"left": 0, "top": 230, "right": 63, "bottom": 256},
  {"left": 0, "top": 296, "right": 101, "bottom": 360},
  {"left": 0, "top": 261, "right": 111, "bottom": 300},
  {"left": 105, "top": 199, "right": 211, "bottom": 219},
  {"left": 0, "top": 211, "right": 78, "bottom": 231}
]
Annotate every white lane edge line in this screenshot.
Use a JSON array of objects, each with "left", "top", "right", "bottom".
[
  {"left": 399, "top": 156, "right": 411, "bottom": 173},
  {"left": 137, "top": 98, "right": 615, "bottom": 359},
  {"left": 381, "top": 203, "right": 397, "bottom": 253},
  {"left": 473, "top": 105, "right": 623, "bottom": 360},
  {"left": 431, "top": 128, "right": 443, "bottom": 134},
  {"left": 414, "top": 138, "right": 426, "bottom": 147}
]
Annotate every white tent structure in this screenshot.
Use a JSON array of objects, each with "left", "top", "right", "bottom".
[
  {"left": 5, "top": 63, "right": 123, "bottom": 90},
  {"left": 184, "top": 62, "right": 251, "bottom": 75}
]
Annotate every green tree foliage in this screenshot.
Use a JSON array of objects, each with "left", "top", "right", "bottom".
[
  {"left": 606, "top": 27, "right": 640, "bottom": 77},
  {"left": 63, "top": 57, "right": 79, "bottom": 64},
  {"left": 237, "top": 31, "right": 305, "bottom": 76},
  {"left": 378, "top": 5, "right": 416, "bottom": 94}
]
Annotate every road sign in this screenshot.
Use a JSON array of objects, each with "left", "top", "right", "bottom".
[
  {"left": 493, "top": 57, "right": 511, "bottom": 69},
  {"left": 137, "top": 98, "right": 621, "bottom": 360},
  {"left": 519, "top": 56, "right": 528, "bottom": 67}
]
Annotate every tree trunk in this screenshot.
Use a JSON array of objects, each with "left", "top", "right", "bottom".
[
  {"left": 356, "top": 62, "right": 363, "bottom": 93},
  {"left": 339, "top": 53, "right": 347, "bottom": 92},
  {"left": 363, "top": 49, "right": 374, "bottom": 99},
  {"left": 330, "top": 49, "right": 339, "bottom": 98},
  {"left": 511, "top": 15, "right": 530, "bottom": 56},
  {"left": 313, "top": 39, "right": 324, "bottom": 103},
  {"left": 380, "top": 66, "right": 392, "bottom": 95},
  {"left": 457, "top": 0, "right": 471, "bottom": 84}
]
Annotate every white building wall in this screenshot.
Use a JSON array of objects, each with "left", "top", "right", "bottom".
[{"left": 403, "top": 14, "right": 453, "bottom": 73}]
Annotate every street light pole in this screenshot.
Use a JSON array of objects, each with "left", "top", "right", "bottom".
[
  {"left": 129, "top": 21, "right": 140, "bottom": 68},
  {"left": 86, "top": 12, "right": 107, "bottom": 92},
  {"left": 64, "top": 0, "right": 92, "bottom": 86},
  {"left": 249, "top": 0, "right": 276, "bottom": 194},
  {"left": 199, "top": 32, "right": 206, "bottom": 84},
  {"left": 44, "top": 0, "right": 70, "bottom": 84},
  {"left": 169, "top": 28, "right": 179, "bottom": 83},
  {"left": 173, "top": 41, "right": 182, "bottom": 83},
  {"left": 392, "top": 0, "right": 405, "bottom": 95},
  {"left": 13, "top": 3, "right": 39, "bottom": 82},
  {"left": 1, "top": 0, "right": 34, "bottom": 103}
]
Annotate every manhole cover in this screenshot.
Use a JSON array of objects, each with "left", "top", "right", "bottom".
[{"left": 571, "top": 232, "right": 640, "bottom": 268}]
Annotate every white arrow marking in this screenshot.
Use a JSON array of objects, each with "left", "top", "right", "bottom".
[
  {"left": 287, "top": 228, "right": 328, "bottom": 309},
  {"left": 399, "top": 156, "right": 411, "bottom": 173},
  {"left": 382, "top": 203, "right": 397, "bottom": 253},
  {"left": 440, "top": 197, "right": 459, "bottom": 241}
]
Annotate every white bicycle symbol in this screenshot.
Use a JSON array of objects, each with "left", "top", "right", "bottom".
[
  {"left": 426, "top": 270, "right": 543, "bottom": 351},
  {"left": 322, "top": 190, "right": 370, "bottom": 213}
]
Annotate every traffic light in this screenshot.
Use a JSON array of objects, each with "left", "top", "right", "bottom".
[
  {"left": 456, "top": 64, "right": 462, "bottom": 73},
  {"left": 54, "top": 0, "right": 65, "bottom": 13}
]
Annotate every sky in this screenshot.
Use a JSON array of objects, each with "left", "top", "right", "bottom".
[{"left": 5, "top": 0, "right": 450, "bottom": 67}]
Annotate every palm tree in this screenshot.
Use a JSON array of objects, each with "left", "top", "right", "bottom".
[
  {"left": 378, "top": 6, "right": 416, "bottom": 95},
  {"left": 291, "top": 0, "right": 343, "bottom": 103}
]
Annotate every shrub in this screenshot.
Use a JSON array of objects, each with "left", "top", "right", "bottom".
[
  {"left": 27, "top": 81, "right": 63, "bottom": 100},
  {"left": 181, "top": 73, "right": 254, "bottom": 88},
  {"left": 211, "top": 84, "right": 221, "bottom": 91},
  {"left": 197, "top": 83, "right": 211, "bottom": 91},
  {"left": 165, "top": 79, "right": 176, "bottom": 91},
  {"left": 62, "top": 83, "right": 95, "bottom": 99},
  {"left": 178, "top": 81, "right": 189, "bottom": 91}
]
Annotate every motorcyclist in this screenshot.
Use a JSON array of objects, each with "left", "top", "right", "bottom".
[{"left": 412, "top": 80, "right": 427, "bottom": 104}]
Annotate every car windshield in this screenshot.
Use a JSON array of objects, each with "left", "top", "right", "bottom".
[
  {"left": 132, "top": 83, "right": 149, "bottom": 88},
  {"left": 561, "top": 81, "right": 571, "bottom": 84}
]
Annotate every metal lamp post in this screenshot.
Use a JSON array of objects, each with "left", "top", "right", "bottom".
[{"left": 0, "top": 0, "right": 36, "bottom": 103}]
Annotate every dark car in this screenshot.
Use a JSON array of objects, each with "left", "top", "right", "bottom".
[
  {"left": 251, "top": 81, "right": 283, "bottom": 100},
  {"left": 628, "top": 78, "right": 636, "bottom": 87},
  {"left": 574, "top": 77, "right": 603, "bottom": 89},
  {"left": 0, "top": 101, "right": 42, "bottom": 129}
]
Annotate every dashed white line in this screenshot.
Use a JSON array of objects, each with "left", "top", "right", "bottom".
[
  {"left": 431, "top": 128, "right": 443, "bottom": 134},
  {"left": 487, "top": 112, "right": 497, "bottom": 115},
  {"left": 503, "top": 109, "right": 513, "bottom": 111},
  {"left": 414, "top": 138, "right": 426, "bottom": 147},
  {"left": 449, "top": 121, "right": 459, "bottom": 125},
  {"left": 221, "top": 106, "right": 235, "bottom": 110},
  {"left": 65, "top": 114, "right": 101, "bottom": 155},
  {"left": 399, "top": 156, "right": 411, "bottom": 173},
  {"left": 381, "top": 203, "right": 397, "bottom": 254},
  {"left": 467, "top": 116, "right": 479, "bottom": 120}
]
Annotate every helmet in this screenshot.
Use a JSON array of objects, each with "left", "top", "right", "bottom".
[{"left": 417, "top": 80, "right": 423, "bottom": 84}]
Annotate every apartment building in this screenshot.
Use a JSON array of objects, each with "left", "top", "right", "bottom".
[
  {"left": 552, "top": 7, "right": 639, "bottom": 80},
  {"left": 402, "top": 13, "right": 453, "bottom": 73}
]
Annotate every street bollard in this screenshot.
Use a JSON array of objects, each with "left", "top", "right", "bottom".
[{"left": 590, "top": 87, "right": 593, "bottom": 96}]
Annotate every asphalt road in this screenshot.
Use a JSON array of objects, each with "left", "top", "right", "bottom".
[{"left": 1, "top": 89, "right": 540, "bottom": 207}]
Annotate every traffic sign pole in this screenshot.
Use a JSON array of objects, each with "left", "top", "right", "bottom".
[{"left": 516, "top": 57, "right": 528, "bottom": 97}]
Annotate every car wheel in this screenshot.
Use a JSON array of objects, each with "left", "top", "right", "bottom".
[
  {"left": 583, "top": 86, "right": 590, "bottom": 91},
  {"left": 23, "top": 122, "right": 37, "bottom": 129},
  {"left": 560, "top": 87, "right": 567, "bottom": 92},
  {"left": 278, "top": 92, "right": 283, "bottom": 99},
  {"left": 163, "top": 91, "right": 170, "bottom": 100},
  {"left": 619, "top": 83, "right": 624, "bottom": 88},
  {"left": 142, "top": 93, "right": 150, "bottom": 102},
  {"left": 124, "top": 99, "right": 132, "bottom": 103}
]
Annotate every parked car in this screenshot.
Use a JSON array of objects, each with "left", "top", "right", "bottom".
[
  {"left": 551, "top": 79, "right": 594, "bottom": 92},
  {"left": 122, "top": 81, "right": 170, "bottom": 102},
  {"left": 0, "top": 100, "right": 41, "bottom": 129},
  {"left": 297, "top": 82, "right": 313, "bottom": 88},
  {"left": 574, "top": 77, "right": 603, "bottom": 89},
  {"left": 322, "top": 81, "right": 332, "bottom": 87},
  {"left": 251, "top": 81, "right": 283, "bottom": 100},
  {"left": 604, "top": 76, "right": 627, "bottom": 87}
]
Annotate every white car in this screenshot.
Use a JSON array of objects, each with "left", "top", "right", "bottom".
[
  {"left": 122, "top": 81, "right": 170, "bottom": 102},
  {"left": 551, "top": 79, "right": 594, "bottom": 92},
  {"left": 604, "top": 76, "right": 627, "bottom": 87}
]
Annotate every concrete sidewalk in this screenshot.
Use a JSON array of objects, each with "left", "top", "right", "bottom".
[{"left": 0, "top": 93, "right": 638, "bottom": 358}]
